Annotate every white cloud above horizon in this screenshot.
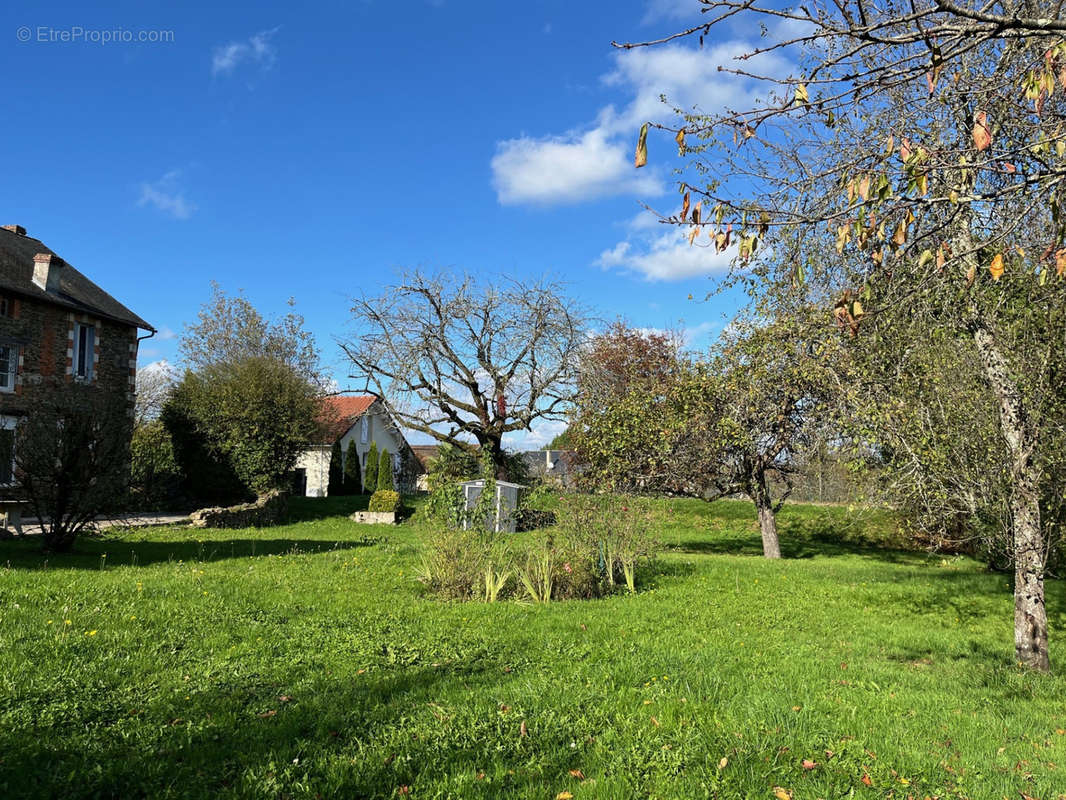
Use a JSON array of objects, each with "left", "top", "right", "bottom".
[
  {"left": 596, "top": 213, "right": 736, "bottom": 281},
  {"left": 138, "top": 170, "right": 195, "bottom": 220},
  {"left": 211, "top": 28, "right": 279, "bottom": 76},
  {"left": 490, "top": 34, "right": 790, "bottom": 210}
]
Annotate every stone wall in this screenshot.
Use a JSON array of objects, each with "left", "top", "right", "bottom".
[
  {"left": 0, "top": 293, "right": 139, "bottom": 418},
  {"left": 189, "top": 490, "right": 289, "bottom": 529}
]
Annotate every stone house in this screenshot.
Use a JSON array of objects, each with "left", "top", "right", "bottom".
[
  {"left": 294, "top": 394, "right": 421, "bottom": 496},
  {"left": 0, "top": 225, "right": 154, "bottom": 487}
]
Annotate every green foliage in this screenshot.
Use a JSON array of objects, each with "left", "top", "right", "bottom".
[
  {"left": 364, "top": 442, "right": 379, "bottom": 494},
  {"left": 165, "top": 287, "right": 326, "bottom": 502},
  {"left": 376, "top": 448, "right": 393, "bottom": 491},
  {"left": 343, "top": 439, "right": 362, "bottom": 496},
  {"left": 129, "top": 421, "right": 182, "bottom": 511},
  {"left": 165, "top": 357, "right": 322, "bottom": 498},
  {"left": 366, "top": 489, "right": 401, "bottom": 514},
  {"left": 425, "top": 443, "right": 478, "bottom": 489},
  {"left": 545, "top": 428, "right": 574, "bottom": 451},
  {"left": 367, "top": 489, "right": 401, "bottom": 514},
  {"left": 328, "top": 441, "right": 344, "bottom": 497}
]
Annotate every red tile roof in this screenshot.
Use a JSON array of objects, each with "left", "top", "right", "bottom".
[
  {"left": 316, "top": 394, "right": 377, "bottom": 442},
  {"left": 323, "top": 395, "right": 376, "bottom": 420}
]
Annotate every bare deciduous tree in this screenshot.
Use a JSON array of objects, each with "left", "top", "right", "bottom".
[
  {"left": 340, "top": 271, "right": 587, "bottom": 480},
  {"left": 16, "top": 381, "right": 131, "bottom": 552}
]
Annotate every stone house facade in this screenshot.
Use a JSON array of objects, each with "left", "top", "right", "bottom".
[{"left": 0, "top": 225, "right": 155, "bottom": 488}]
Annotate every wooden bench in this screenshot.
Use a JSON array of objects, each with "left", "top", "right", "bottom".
[{"left": 0, "top": 499, "right": 27, "bottom": 538}]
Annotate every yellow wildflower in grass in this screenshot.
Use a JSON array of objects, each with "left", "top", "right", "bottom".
[
  {"left": 64, "top": 620, "right": 72, "bottom": 625},
  {"left": 86, "top": 630, "right": 98, "bottom": 636},
  {"left": 46, "top": 620, "right": 53, "bottom": 625}
]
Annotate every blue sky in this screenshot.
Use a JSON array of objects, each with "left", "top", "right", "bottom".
[{"left": 2, "top": 0, "right": 773, "bottom": 447}]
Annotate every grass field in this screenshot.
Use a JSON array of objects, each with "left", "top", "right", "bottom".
[{"left": 1, "top": 496, "right": 1064, "bottom": 799}]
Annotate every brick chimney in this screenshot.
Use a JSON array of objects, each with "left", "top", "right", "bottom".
[
  {"left": 1, "top": 225, "right": 25, "bottom": 236},
  {"left": 32, "top": 253, "right": 64, "bottom": 293}
]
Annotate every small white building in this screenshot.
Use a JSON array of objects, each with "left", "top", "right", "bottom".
[
  {"left": 460, "top": 479, "right": 525, "bottom": 534},
  {"left": 294, "top": 395, "right": 422, "bottom": 497}
]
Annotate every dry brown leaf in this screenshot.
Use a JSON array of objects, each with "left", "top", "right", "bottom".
[
  {"left": 635, "top": 123, "right": 649, "bottom": 168},
  {"left": 973, "top": 110, "right": 992, "bottom": 151},
  {"left": 990, "top": 252, "right": 1005, "bottom": 281}
]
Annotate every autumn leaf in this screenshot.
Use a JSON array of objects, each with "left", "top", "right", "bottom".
[
  {"left": 936, "top": 247, "right": 946, "bottom": 271},
  {"left": 556, "top": 793, "right": 574, "bottom": 800},
  {"left": 681, "top": 192, "right": 690, "bottom": 223},
  {"left": 257, "top": 709, "right": 277, "bottom": 718},
  {"left": 861, "top": 772, "right": 873, "bottom": 786},
  {"left": 966, "top": 263, "right": 977, "bottom": 286},
  {"left": 802, "top": 759, "right": 818, "bottom": 770},
  {"left": 676, "top": 128, "right": 687, "bottom": 156},
  {"left": 520, "top": 720, "right": 528, "bottom": 738},
  {"left": 688, "top": 226, "right": 700, "bottom": 246},
  {"left": 794, "top": 83, "right": 809, "bottom": 104},
  {"left": 650, "top": 716, "right": 661, "bottom": 727},
  {"left": 857, "top": 174, "right": 871, "bottom": 201},
  {"left": 1056, "top": 248, "right": 1066, "bottom": 277},
  {"left": 635, "top": 123, "right": 649, "bottom": 168},
  {"left": 718, "top": 757, "right": 728, "bottom": 769},
  {"left": 692, "top": 201, "right": 702, "bottom": 226},
  {"left": 773, "top": 787, "right": 794, "bottom": 800},
  {"left": 568, "top": 769, "right": 586, "bottom": 779},
  {"left": 892, "top": 220, "right": 908, "bottom": 247},
  {"left": 990, "top": 252, "right": 1005, "bottom": 281},
  {"left": 973, "top": 110, "right": 992, "bottom": 151}
]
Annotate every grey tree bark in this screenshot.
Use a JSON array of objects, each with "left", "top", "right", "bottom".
[
  {"left": 973, "top": 324, "right": 1050, "bottom": 672},
  {"left": 752, "top": 470, "right": 782, "bottom": 559}
]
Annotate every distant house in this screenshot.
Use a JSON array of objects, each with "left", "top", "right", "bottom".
[
  {"left": 294, "top": 394, "right": 421, "bottom": 496},
  {"left": 520, "top": 449, "right": 577, "bottom": 487},
  {"left": 0, "top": 225, "right": 154, "bottom": 487}
]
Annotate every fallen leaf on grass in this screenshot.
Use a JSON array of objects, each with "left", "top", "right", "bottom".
[
  {"left": 773, "top": 787, "right": 793, "bottom": 800},
  {"left": 650, "top": 716, "right": 660, "bottom": 727},
  {"left": 278, "top": 695, "right": 292, "bottom": 703},
  {"left": 520, "top": 720, "right": 528, "bottom": 738},
  {"left": 802, "top": 759, "right": 817, "bottom": 770},
  {"left": 719, "top": 757, "right": 728, "bottom": 769},
  {"left": 569, "top": 769, "right": 585, "bottom": 779},
  {"left": 257, "top": 710, "right": 276, "bottom": 719},
  {"left": 861, "top": 773, "right": 872, "bottom": 786},
  {"left": 556, "top": 793, "right": 574, "bottom": 800}
]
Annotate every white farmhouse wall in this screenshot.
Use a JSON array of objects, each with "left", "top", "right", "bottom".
[
  {"left": 337, "top": 401, "right": 413, "bottom": 491},
  {"left": 295, "top": 446, "right": 331, "bottom": 497}
]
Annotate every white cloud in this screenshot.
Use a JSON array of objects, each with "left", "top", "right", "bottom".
[
  {"left": 211, "top": 28, "right": 279, "bottom": 76},
  {"left": 157, "top": 326, "right": 177, "bottom": 340},
  {"left": 492, "top": 128, "right": 664, "bottom": 206},
  {"left": 138, "top": 170, "right": 195, "bottom": 220},
  {"left": 491, "top": 39, "right": 790, "bottom": 207},
  {"left": 596, "top": 219, "right": 735, "bottom": 281},
  {"left": 503, "top": 418, "right": 568, "bottom": 451}
]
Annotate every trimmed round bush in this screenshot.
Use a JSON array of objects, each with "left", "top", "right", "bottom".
[{"left": 368, "top": 489, "right": 401, "bottom": 514}]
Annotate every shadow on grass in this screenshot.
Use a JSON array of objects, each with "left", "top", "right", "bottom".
[
  {"left": 0, "top": 535, "right": 375, "bottom": 571},
  {"left": 0, "top": 658, "right": 591, "bottom": 800},
  {"left": 666, "top": 507, "right": 928, "bottom": 566},
  {"left": 288, "top": 494, "right": 370, "bottom": 522}
]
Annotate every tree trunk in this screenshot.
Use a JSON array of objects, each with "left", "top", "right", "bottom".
[
  {"left": 751, "top": 470, "right": 782, "bottom": 559},
  {"left": 973, "top": 324, "right": 1050, "bottom": 672},
  {"left": 479, "top": 435, "right": 510, "bottom": 482}
]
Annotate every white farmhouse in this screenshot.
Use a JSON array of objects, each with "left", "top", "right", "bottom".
[{"left": 294, "top": 394, "right": 421, "bottom": 497}]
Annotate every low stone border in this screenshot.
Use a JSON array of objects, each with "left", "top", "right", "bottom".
[
  {"left": 190, "top": 490, "right": 288, "bottom": 529},
  {"left": 349, "top": 511, "right": 396, "bottom": 525}
]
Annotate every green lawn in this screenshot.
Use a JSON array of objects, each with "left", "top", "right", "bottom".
[{"left": 1, "top": 496, "right": 1065, "bottom": 799}]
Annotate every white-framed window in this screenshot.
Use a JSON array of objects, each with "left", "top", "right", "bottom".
[
  {"left": 0, "top": 415, "right": 16, "bottom": 486},
  {"left": 360, "top": 415, "right": 369, "bottom": 444},
  {"left": 73, "top": 322, "right": 95, "bottom": 381},
  {"left": 0, "top": 344, "right": 17, "bottom": 393}
]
